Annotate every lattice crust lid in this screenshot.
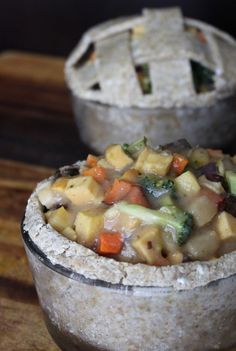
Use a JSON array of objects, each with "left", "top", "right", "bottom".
[{"left": 65, "top": 7, "right": 236, "bottom": 108}]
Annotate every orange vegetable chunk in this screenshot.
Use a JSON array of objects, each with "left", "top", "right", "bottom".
[
  {"left": 98, "top": 231, "right": 123, "bottom": 254},
  {"left": 83, "top": 166, "right": 106, "bottom": 184},
  {"left": 87, "top": 154, "right": 98, "bottom": 167},
  {"left": 104, "top": 179, "right": 132, "bottom": 204},
  {"left": 171, "top": 153, "right": 188, "bottom": 175},
  {"left": 125, "top": 185, "right": 150, "bottom": 207}
]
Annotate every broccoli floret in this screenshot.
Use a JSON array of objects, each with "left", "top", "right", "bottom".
[
  {"left": 140, "top": 174, "right": 174, "bottom": 198},
  {"left": 115, "top": 202, "right": 193, "bottom": 246},
  {"left": 123, "top": 137, "right": 147, "bottom": 158}
]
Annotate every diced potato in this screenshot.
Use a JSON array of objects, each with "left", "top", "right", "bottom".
[
  {"left": 168, "top": 252, "right": 184, "bottom": 265},
  {"left": 175, "top": 171, "right": 200, "bottom": 197},
  {"left": 188, "top": 195, "right": 217, "bottom": 227},
  {"left": 45, "top": 206, "right": 73, "bottom": 232},
  {"left": 51, "top": 177, "right": 68, "bottom": 192},
  {"left": 65, "top": 176, "right": 104, "bottom": 206},
  {"left": 132, "top": 226, "right": 162, "bottom": 264},
  {"left": 215, "top": 211, "right": 236, "bottom": 240},
  {"left": 198, "top": 175, "right": 225, "bottom": 194},
  {"left": 37, "top": 185, "right": 64, "bottom": 209},
  {"left": 105, "top": 144, "right": 133, "bottom": 171},
  {"left": 134, "top": 147, "right": 173, "bottom": 176},
  {"left": 184, "top": 229, "right": 219, "bottom": 260},
  {"left": 189, "top": 148, "right": 210, "bottom": 168},
  {"left": 121, "top": 169, "right": 140, "bottom": 183},
  {"left": 62, "top": 227, "right": 77, "bottom": 241},
  {"left": 75, "top": 208, "right": 105, "bottom": 246}
]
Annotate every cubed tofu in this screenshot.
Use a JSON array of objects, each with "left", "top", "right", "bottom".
[
  {"left": 62, "top": 227, "right": 77, "bottom": 241},
  {"left": 175, "top": 171, "right": 200, "bottom": 197},
  {"left": 134, "top": 147, "right": 173, "bottom": 176},
  {"left": 132, "top": 226, "right": 162, "bottom": 264},
  {"left": 45, "top": 206, "right": 73, "bottom": 233},
  {"left": 188, "top": 195, "right": 217, "bottom": 227},
  {"left": 216, "top": 211, "right": 236, "bottom": 240},
  {"left": 105, "top": 144, "right": 133, "bottom": 171},
  {"left": 65, "top": 176, "right": 104, "bottom": 206},
  {"left": 75, "top": 208, "right": 105, "bottom": 246},
  {"left": 51, "top": 177, "right": 68, "bottom": 192}
]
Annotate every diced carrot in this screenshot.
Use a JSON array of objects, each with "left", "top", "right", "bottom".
[
  {"left": 200, "top": 187, "right": 225, "bottom": 206},
  {"left": 104, "top": 179, "right": 132, "bottom": 204},
  {"left": 87, "top": 154, "right": 98, "bottom": 167},
  {"left": 98, "top": 231, "right": 123, "bottom": 254},
  {"left": 125, "top": 185, "right": 150, "bottom": 208},
  {"left": 83, "top": 166, "right": 106, "bottom": 184},
  {"left": 207, "top": 149, "right": 224, "bottom": 159},
  {"left": 171, "top": 153, "right": 189, "bottom": 175}
]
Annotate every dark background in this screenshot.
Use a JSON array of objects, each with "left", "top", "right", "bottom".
[{"left": 1, "top": 0, "right": 236, "bottom": 57}]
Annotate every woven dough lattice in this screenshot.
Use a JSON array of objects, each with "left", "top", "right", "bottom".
[{"left": 66, "top": 7, "right": 236, "bottom": 108}]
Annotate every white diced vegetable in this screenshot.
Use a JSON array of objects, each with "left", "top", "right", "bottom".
[
  {"left": 188, "top": 195, "right": 217, "bottom": 227},
  {"left": 45, "top": 206, "right": 74, "bottom": 233},
  {"left": 184, "top": 229, "right": 219, "bottom": 260},
  {"left": 175, "top": 171, "right": 200, "bottom": 197}
]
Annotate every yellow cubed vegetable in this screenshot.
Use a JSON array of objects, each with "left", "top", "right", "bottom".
[
  {"left": 75, "top": 208, "right": 105, "bottom": 246},
  {"left": 62, "top": 227, "right": 77, "bottom": 241},
  {"left": 132, "top": 226, "right": 162, "bottom": 264},
  {"left": 188, "top": 195, "right": 217, "bottom": 227},
  {"left": 65, "top": 176, "right": 104, "bottom": 206},
  {"left": 134, "top": 147, "right": 173, "bottom": 176},
  {"left": 189, "top": 148, "right": 210, "bottom": 168},
  {"left": 216, "top": 211, "right": 236, "bottom": 240},
  {"left": 175, "top": 171, "right": 200, "bottom": 197},
  {"left": 105, "top": 144, "right": 133, "bottom": 171},
  {"left": 45, "top": 206, "right": 73, "bottom": 233},
  {"left": 121, "top": 169, "right": 140, "bottom": 183},
  {"left": 51, "top": 177, "right": 68, "bottom": 192}
]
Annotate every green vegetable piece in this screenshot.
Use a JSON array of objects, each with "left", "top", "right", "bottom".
[
  {"left": 123, "top": 137, "right": 147, "bottom": 157},
  {"left": 226, "top": 171, "right": 236, "bottom": 195},
  {"left": 116, "top": 202, "right": 193, "bottom": 246},
  {"left": 140, "top": 174, "right": 174, "bottom": 199}
]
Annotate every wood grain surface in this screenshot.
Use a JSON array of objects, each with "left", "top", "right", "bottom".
[
  {"left": 0, "top": 51, "right": 91, "bottom": 168},
  {"left": 0, "top": 158, "right": 60, "bottom": 350}
]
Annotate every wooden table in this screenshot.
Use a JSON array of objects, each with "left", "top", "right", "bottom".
[
  {"left": 0, "top": 51, "right": 81, "bottom": 350},
  {"left": 1, "top": 51, "right": 236, "bottom": 351}
]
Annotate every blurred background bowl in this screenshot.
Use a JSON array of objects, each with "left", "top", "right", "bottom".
[{"left": 66, "top": 8, "right": 236, "bottom": 152}]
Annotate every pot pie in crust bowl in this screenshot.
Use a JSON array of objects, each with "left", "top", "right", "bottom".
[{"left": 22, "top": 139, "right": 236, "bottom": 351}]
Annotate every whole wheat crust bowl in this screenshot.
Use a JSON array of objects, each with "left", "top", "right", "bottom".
[{"left": 23, "top": 178, "right": 236, "bottom": 291}]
